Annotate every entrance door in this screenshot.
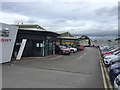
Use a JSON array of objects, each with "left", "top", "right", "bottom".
[
  {"left": 22, "top": 40, "right": 33, "bottom": 57},
  {"left": 32, "top": 40, "right": 43, "bottom": 57}
]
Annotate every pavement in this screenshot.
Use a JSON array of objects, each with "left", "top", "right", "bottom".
[{"left": 2, "top": 47, "right": 104, "bottom": 88}]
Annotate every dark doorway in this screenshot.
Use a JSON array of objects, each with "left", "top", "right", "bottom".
[{"left": 32, "top": 40, "right": 43, "bottom": 57}]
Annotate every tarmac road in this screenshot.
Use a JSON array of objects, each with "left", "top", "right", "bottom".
[{"left": 2, "top": 47, "right": 104, "bottom": 88}]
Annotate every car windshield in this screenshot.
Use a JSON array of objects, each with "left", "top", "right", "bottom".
[{"left": 59, "top": 46, "right": 67, "bottom": 49}]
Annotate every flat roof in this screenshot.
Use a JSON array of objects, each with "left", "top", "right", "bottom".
[
  {"left": 57, "top": 36, "right": 78, "bottom": 40},
  {"left": 19, "top": 29, "right": 60, "bottom": 35}
]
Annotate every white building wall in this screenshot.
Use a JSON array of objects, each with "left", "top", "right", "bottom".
[{"left": 0, "top": 23, "right": 18, "bottom": 63}]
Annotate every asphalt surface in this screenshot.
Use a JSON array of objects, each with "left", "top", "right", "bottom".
[{"left": 2, "top": 47, "right": 104, "bottom": 88}]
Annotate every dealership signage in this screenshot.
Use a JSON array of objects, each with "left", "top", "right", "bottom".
[
  {"left": 0, "top": 27, "right": 12, "bottom": 42},
  {"left": 0, "top": 38, "right": 12, "bottom": 42},
  {"left": 0, "top": 27, "right": 9, "bottom": 37},
  {"left": 0, "top": 23, "right": 18, "bottom": 63}
]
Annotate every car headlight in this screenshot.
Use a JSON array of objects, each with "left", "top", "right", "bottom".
[{"left": 113, "top": 69, "right": 120, "bottom": 73}]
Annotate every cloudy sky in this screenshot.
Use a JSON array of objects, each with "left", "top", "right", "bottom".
[{"left": 0, "top": 0, "right": 119, "bottom": 39}]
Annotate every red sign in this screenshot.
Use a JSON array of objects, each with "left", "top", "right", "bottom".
[{"left": 0, "top": 38, "right": 12, "bottom": 42}]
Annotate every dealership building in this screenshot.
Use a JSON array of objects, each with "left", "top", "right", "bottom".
[
  {"left": 0, "top": 23, "right": 59, "bottom": 63},
  {"left": 57, "top": 32, "right": 79, "bottom": 46}
]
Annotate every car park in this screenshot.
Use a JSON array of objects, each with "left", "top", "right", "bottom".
[
  {"left": 114, "top": 74, "right": 120, "bottom": 90},
  {"left": 99, "top": 45, "right": 120, "bottom": 87},
  {"left": 55, "top": 45, "right": 71, "bottom": 55},
  {"left": 108, "top": 62, "right": 120, "bottom": 82}
]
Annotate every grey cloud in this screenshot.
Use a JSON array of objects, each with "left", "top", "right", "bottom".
[
  {"left": 2, "top": 2, "right": 53, "bottom": 19},
  {"left": 72, "top": 29, "right": 118, "bottom": 37},
  {"left": 95, "top": 6, "right": 118, "bottom": 17},
  {"left": 1, "top": 1, "right": 118, "bottom": 38},
  {"left": 27, "top": 19, "right": 38, "bottom": 23},
  {"left": 118, "top": 4, "right": 120, "bottom": 20},
  {"left": 14, "top": 19, "right": 25, "bottom": 23},
  {"left": 107, "top": 6, "right": 118, "bottom": 16},
  {"left": 2, "top": 2, "right": 74, "bottom": 20},
  {"left": 53, "top": 19, "right": 67, "bottom": 24},
  {"left": 14, "top": 18, "right": 37, "bottom": 24},
  {"left": 1, "top": 2, "right": 92, "bottom": 21},
  {"left": 71, "top": 3, "right": 88, "bottom": 12},
  {"left": 2, "top": 2, "right": 24, "bottom": 13}
]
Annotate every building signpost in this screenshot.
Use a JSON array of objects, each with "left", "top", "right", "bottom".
[{"left": 0, "top": 23, "right": 18, "bottom": 63}]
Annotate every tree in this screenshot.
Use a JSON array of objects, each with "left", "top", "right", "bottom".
[
  {"left": 78, "top": 35, "right": 91, "bottom": 45},
  {"left": 79, "top": 35, "right": 90, "bottom": 40}
]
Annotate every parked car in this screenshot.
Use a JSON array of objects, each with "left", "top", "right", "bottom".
[
  {"left": 109, "top": 60, "right": 120, "bottom": 66},
  {"left": 66, "top": 46, "right": 77, "bottom": 53},
  {"left": 75, "top": 45, "right": 84, "bottom": 51},
  {"left": 55, "top": 45, "right": 70, "bottom": 55},
  {"left": 90, "top": 44, "right": 95, "bottom": 47},
  {"left": 101, "top": 46, "right": 118, "bottom": 56},
  {"left": 103, "top": 49, "right": 120, "bottom": 58},
  {"left": 104, "top": 55, "right": 119, "bottom": 66},
  {"left": 114, "top": 74, "right": 120, "bottom": 90},
  {"left": 99, "top": 45, "right": 109, "bottom": 52},
  {"left": 108, "top": 62, "right": 120, "bottom": 82},
  {"left": 111, "top": 47, "right": 120, "bottom": 53},
  {"left": 84, "top": 44, "right": 90, "bottom": 47},
  {"left": 104, "top": 52, "right": 120, "bottom": 66},
  {"left": 94, "top": 44, "right": 99, "bottom": 48},
  {"left": 102, "top": 51, "right": 113, "bottom": 56}
]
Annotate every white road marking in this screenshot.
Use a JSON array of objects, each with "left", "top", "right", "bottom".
[
  {"left": 50, "top": 55, "right": 62, "bottom": 60},
  {"left": 77, "top": 52, "right": 87, "bottom": 60}
]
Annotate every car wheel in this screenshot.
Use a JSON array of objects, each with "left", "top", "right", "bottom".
[{"left": 71, "top": 50, "right": 74, "bottom": 53}]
